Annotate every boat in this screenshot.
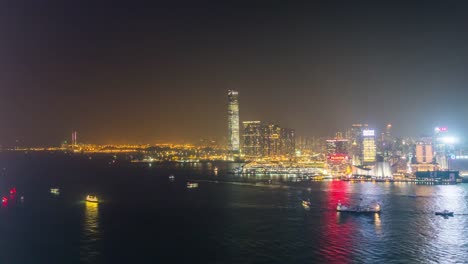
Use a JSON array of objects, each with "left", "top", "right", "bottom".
[
  {"left": 302, "top": 200, "right": 311, "bottom": 207},
  {"left": 435, "top": 210, "right": 454, "bottom": 217},
  {"left": 337, "top": 201, "right": 381, "bottom": 213},
  {"left": 169, "top": 175, "right": 175, "bottom": 181},
  {"left": 50, "top": 188, "right": 60, "bottom": 195},
  {"left": 187, "top": 182, "right": 199, "bottom": 189},
  {"left": 86, "top": 195, "right": 99, "bottom": 203}
]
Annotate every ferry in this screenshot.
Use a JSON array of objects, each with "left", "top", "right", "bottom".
[
  {"left": 435, "top": 210, "right": 454, "bottom": 217},
  {"left": 187, "top": 182, "right": 199, "bottom": 189},
  {"left": 86, "top": 195, "right": 99, "bottom": 203},
  {"left": 50, "top": 188, "right": 60, "bottom": 195},
  {"left": 337, "top": 201, "right": 381, "bottom": 213}
]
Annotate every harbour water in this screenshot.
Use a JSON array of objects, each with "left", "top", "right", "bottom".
[{"left": 1, "top": 152, "right": 468, "bottom": 263}]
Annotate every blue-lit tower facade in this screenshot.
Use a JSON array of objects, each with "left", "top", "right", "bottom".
[{"left": 228, "top": 90, "right": 240, "bottom": 159}]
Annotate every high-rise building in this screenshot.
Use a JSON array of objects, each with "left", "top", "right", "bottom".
[
  {"left": 362, "top": 129, "right": 376, "bottom": 164},
  {"left": 242, "top": 121, "right": 263, "bottom": 159},
  {"left": 381, "top": 123, "right": 393, "bottom": 157},
  {"left": 326, "top": 139, "right": 349, "bottom": 162},
  {"left": 296, "top": 136, "right": 314, "bottom": 153},
  {"left": 227, "top": 90, "right": 240, "bottom": 158},
  {"left": 415, "top": 142, "right": 433, "bottom": 164},
  {"left": 385, "top": 124, "right": 392, "bottom": 141},
  {"left": 242, "top": 122, "right": 295, "bottom": 160},
  {"left": 326, "top": 139, "right": 348, "bottom": 156},
  {"left": 433, "top": 126, "right": 449, "bottom": 170},
  {"left": 348, "top": 124, "right": 368, "bottom": 165},
  {"left": 280, "top": 128, "right": 295, "bottom": 159},
  {"left": 264, "top": 124, "right": 282, "bottom": 157}
]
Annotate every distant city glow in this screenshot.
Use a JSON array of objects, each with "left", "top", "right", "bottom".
[
  {"left": 440, "top": 136, "right": 457, "bottom": 144},
  {"left": 363, "top": 130, "right": 375, "bottom": 137}
]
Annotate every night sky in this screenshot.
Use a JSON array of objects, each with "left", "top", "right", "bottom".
[{"left": 2, "top": 2, "right": 468, "bottom": 146}]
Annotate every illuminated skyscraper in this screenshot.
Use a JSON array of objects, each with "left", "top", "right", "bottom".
[
  {"left": 415, "top": 142, "right": 433, "bottom": 164},
  {"left": 326, "top": 139, "right": 349, "bottom": 161},
  {"left": 264, "top": 124, "right": 282, "bottom": 157},
  {"left": 227, "top": 90, "right": 240, "bottom": 158},
  {"left": 280, "top": 128, "right": 295, "bottom": 159},
  {"left": 433, "top": 126, "right": 451, "bottom": 170},
  {"left": 385, "top": 124, "right": 392, "bottom": 141},
  {"left": 242, "top": 121, "right": 263, "bottom": 159},
  {"left": 362, "top": 129, "right": 376, "bottom": 164},
  {"left": 348, "top": 124, "right": 368, "bottom": 165},
  {"left": 242, "top": 121, "right": 295, "bottom": 159}
]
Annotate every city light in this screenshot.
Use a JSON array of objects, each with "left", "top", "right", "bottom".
[
  {"left": 440, "top": 136, "right": 457, "bottom": 144},
  {"left": 363, "top": 130, "right": 375, "bottom": 137}
]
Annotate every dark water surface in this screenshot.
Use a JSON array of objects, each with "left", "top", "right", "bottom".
[{"left": 0, "top": 152, "right": 467, "bottom": 263}]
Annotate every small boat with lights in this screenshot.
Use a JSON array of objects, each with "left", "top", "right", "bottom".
[
  {"left": 435, "top": 210, "right": 453, "bottom": 217},
  {"left": 337, "top": 201, "right": 381, "bottom": 213},
  {"left": 169, "top": 175, "right": 175, "bottom": 181},
  {"left": 86, "top": 195, "right": 99, "bottom": 203},
  {"left": 302, "top": 200, "right": 311, "bottom": 207},
  {"left": 50, "top": 188, "right": 60, "bottom": 195},
  {"left": 187, "top": 182, "right": 199, "bottom": 189}
]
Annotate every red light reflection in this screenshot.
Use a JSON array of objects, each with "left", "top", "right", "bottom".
[{"left": 321, "top": 180, "right": 354, "bottom": 263}]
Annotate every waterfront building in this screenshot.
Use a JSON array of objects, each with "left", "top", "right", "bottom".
[
  {"left": 326, "top": 139, "right": 348, "bottom": 158},
  {"left": 433, "top": 126, "right": 456, "bottom": 170},
  {"left": 242, "top": 121, "right": 263, "bottom": 159},
  {"left": 415, "top": 170, "right": 459, "bottom": 183},
  {"left": 362, "top": 129, "right": 376, "bottom": 164},
  {"left": 415, "top": 142, "right": 433, "bottom": 164},
  {"left": 280, "top": 128, "right": 295, "bottom": 159},
  {"left": 352, "top": 161, "right": 393, "bottom": 179},
  {"left": 326, "top": 138, "right": 350, "bottom": 176},
  {"left": 227, "top": 90, "right": 240, "bottom": 159},
  {"left": 264, "top": 124, "right": 282, "bottom": 157},
  {"left": 242, "top": 122, "right": 295, "bottom": 160}
]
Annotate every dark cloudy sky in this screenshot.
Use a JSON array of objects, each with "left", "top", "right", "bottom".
[{"left": 1, "top": 1, "right": 468, "bottom": 146}]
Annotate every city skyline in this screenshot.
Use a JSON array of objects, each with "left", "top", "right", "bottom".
[
  {"left": 4, "top": 4, "right": 468, "bottom": 264},
  {"left": 2, "top": 86, "right": 464, "bottom": 147},
  {"left": 2, "top": 2, "right": 468, "bottom": 145}
]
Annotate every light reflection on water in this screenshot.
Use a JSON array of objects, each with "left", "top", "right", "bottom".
[
  {"left": 81, "top": 201, "right": 100, "bottom": 263},
  {"left": 214, "top": 177, "right": 468, "bottom": 263},
  {"left": 374, "top": 213, "right": 382, "bottom": 234}
]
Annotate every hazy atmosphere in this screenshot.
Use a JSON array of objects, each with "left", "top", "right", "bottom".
[{"left": 2, "top": 2, "right": 468, "bottom": 145}]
